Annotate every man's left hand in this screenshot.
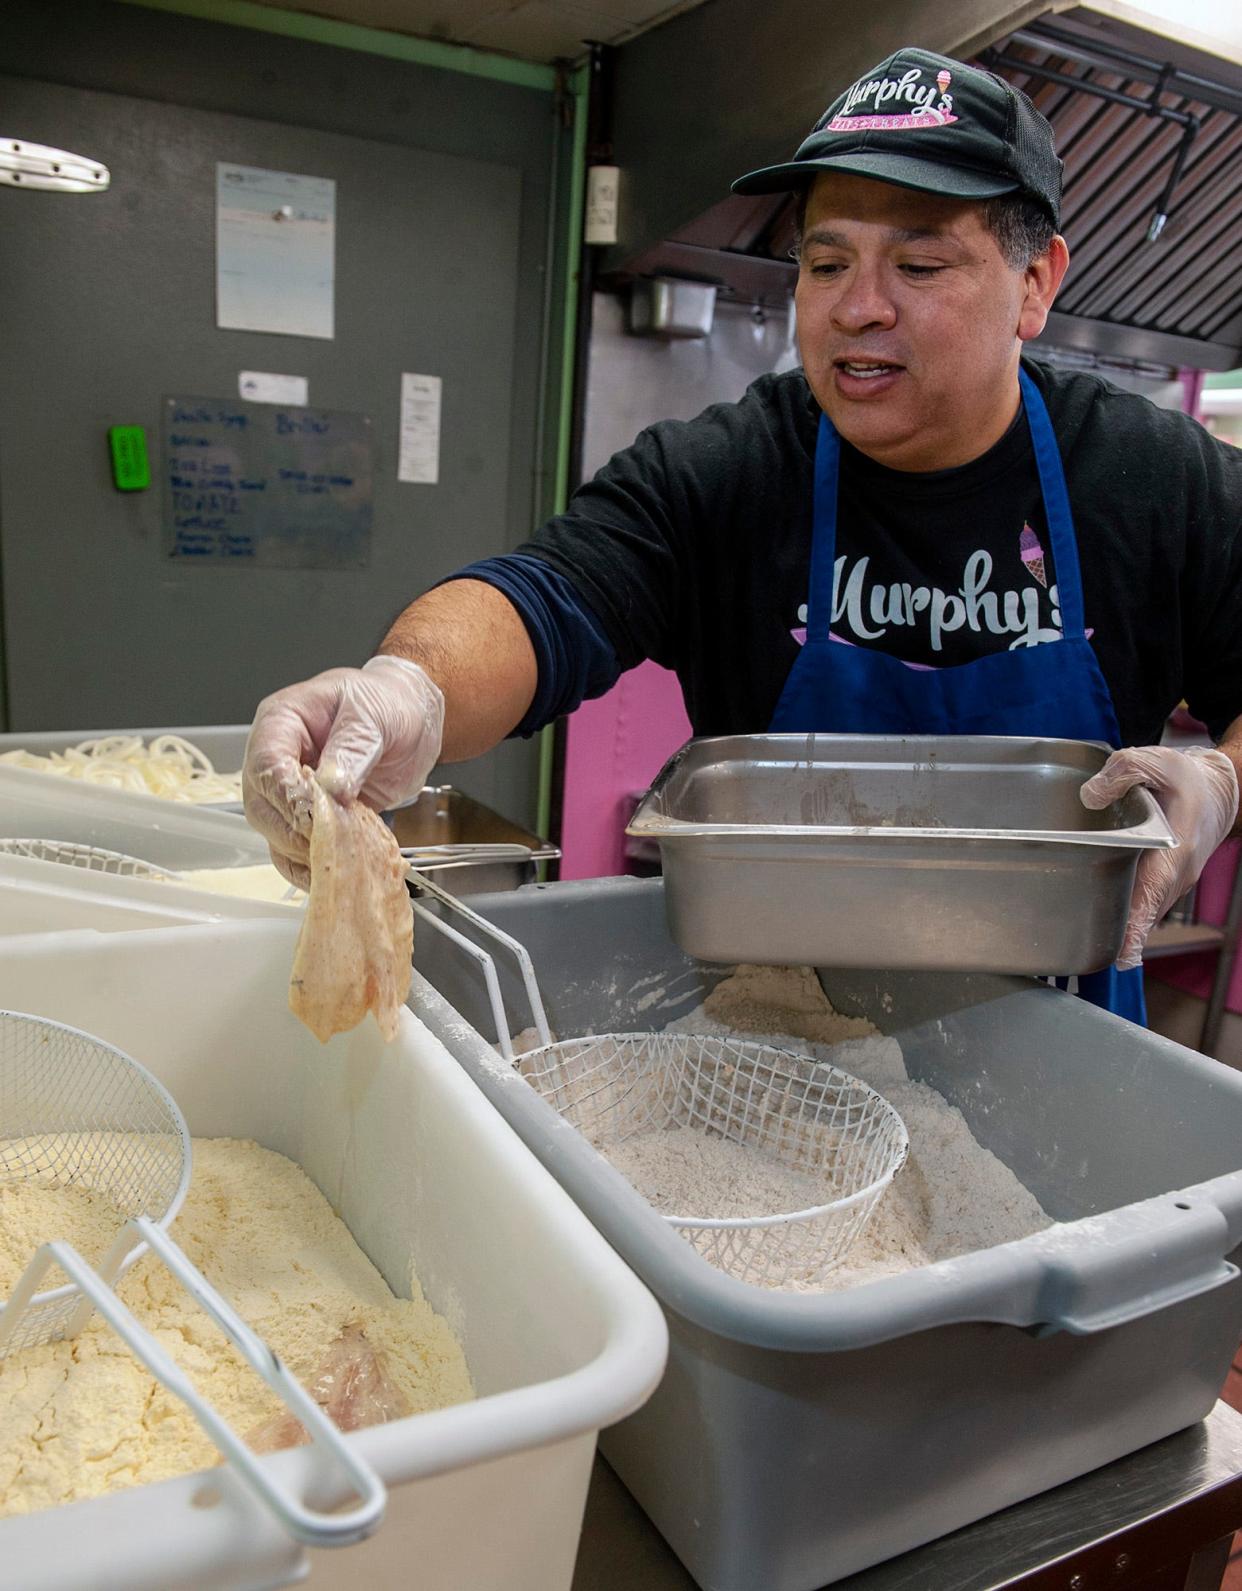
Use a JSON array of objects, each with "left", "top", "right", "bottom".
[{"left": 1080, "top": 745, "right": 1239, "bottom": 970}]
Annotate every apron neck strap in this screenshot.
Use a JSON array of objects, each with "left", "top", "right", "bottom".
[
  {"left": 807, "top": 369, "right": 1089, "bottom": 642},
  {"left": 1018, "top": 366, "right": 1086, "bottom": 639},
  {"left": 806, "top": 413, "right": 841, "bottom": 630}
]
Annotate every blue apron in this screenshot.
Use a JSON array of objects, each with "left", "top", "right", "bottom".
[{"left": 770, "top": 367, "right": 1145, "bottom": 1023}]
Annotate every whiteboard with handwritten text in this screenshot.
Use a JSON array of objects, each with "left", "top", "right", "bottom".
[{"left": 163, "top": 397, "right": 373, "bottom": 569}]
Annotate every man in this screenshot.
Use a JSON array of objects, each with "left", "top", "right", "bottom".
[{"left": 245, "top": 47, "right": 1241, "bottom": 1023}]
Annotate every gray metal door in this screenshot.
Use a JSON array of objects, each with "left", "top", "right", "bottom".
[{"left": 0, "top": 72, "right": 528, "bottom": 781}]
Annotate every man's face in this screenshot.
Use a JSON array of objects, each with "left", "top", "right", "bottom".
[{"left": 795, "top": 172, "right": 1058, "bottom": 471}]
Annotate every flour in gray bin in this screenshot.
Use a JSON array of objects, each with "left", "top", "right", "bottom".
[
  {"left": 604, "top": 1127, "right": 834, "bottom": 1221},
  {"left": 598, "top": 964, "right": 1053, "bottom": 1293}
]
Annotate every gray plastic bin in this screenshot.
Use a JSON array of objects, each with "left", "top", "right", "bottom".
[{"left": 410, "top": 876, "right": 1242, "bottom": 1591}]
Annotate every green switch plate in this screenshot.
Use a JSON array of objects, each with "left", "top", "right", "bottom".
[{"left": 108, "top": 425, "right": 150, "bottom": 491}]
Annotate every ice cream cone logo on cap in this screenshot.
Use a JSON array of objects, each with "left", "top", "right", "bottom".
[{"left": 937, "top": 69, "right": 951, "bottom": 95}]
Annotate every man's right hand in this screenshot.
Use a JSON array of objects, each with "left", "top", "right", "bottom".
[{"left": 243, "top": 655, "right": 446, "bottom": 888}]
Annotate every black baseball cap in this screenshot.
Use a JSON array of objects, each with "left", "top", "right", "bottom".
[{"left": 732, "top": 47, "right": 1062, "bottom": 227}]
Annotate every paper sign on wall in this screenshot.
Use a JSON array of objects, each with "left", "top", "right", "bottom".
[
  {"left": 398, "top": 373, "right": 442, "bottom": 485},
  {"left": 239, "top": 371, "right": 309, "bottom": 405},
  {"left": 217, "top": 165, "right": 335, "bottom": 339}
]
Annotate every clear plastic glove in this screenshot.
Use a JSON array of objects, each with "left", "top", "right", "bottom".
[
  {"left": 1080, "top": 745, "right": 1239, "bottom": 970},
  {"left": 243, "top": 656, "right": 445, "bottom": 888}
]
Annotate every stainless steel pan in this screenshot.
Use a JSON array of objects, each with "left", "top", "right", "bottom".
[{"left": 626, "top": 734, "right": 1176, "bottom": 973}]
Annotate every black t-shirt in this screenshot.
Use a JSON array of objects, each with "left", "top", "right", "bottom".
[{"left": 518, "top": 358, "right": 1242, "bottom": 746}]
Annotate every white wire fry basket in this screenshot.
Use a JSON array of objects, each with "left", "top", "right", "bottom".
[
  {"left": 516, "top": 1032, "right": 909, "bottom": 1288},
  {"left": 403, "top": 871, "right": 910, "bottom": 1289},
  {"left": 0, "top": 1010, "right": 190, "bottom": 1351},
  {"left": 0, "top": 1010, "right": 385, "bottom": 1547},
  {"left": 0, "top": 837, "right": 180, "bottom": 880}
]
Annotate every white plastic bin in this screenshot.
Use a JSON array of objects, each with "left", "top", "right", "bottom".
[
  {"left": 0, "top": 764, "right": 267, "bottom": 871},
  {"left": 0, "top": 852, "right": 301, "bottom": 935},
  {"left": 0, "top": 919, "right": 667, "bottom": 1591},
  {"left": 0, "top": 759, "right": 566, "bottom": 933},
  {"left": 0, "top": 767, "right": 295, "bottom": 934}
]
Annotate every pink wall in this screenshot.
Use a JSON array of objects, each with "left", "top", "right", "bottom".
[
  {"left": 1148, "top": 840, "right": 1242, "bottom": 1016},
  {"left": 559, "top": 661, "right": 691, "bottom": 880},
  {"left": 1180, "top": 367, "right": 1205, "bottom": 420},
  {"left": 1143, "top": 378, "right": 1240, "bottom": 1013}
]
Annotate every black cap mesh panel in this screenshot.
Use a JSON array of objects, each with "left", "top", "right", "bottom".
[{"left": 1010, "top": 88, "right": 1063, "bottom": 226}]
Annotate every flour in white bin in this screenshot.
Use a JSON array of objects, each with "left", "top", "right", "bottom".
[{"left": 598, "top": 964, "right": 1053, "bottom": 1293}]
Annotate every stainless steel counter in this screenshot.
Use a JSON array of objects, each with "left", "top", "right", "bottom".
[{"left": 574, "top": 1401, "right": 1242, "bottom": 1590}]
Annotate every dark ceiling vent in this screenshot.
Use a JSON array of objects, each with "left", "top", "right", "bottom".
[{"left": 982, "top": 18, "right": 1242, "bottom": 371}]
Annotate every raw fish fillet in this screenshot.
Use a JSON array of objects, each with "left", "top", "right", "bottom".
[
  {"left": 246, "top": 1321, "right": 412, "bottom": 1452},
  {"left": 289, "top": 779, "right": 412, "bottom": 1042}
]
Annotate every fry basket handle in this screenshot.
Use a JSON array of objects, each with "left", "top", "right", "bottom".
[{"left": 1, "top": 1216, "right": 386, "bottom": 1548}]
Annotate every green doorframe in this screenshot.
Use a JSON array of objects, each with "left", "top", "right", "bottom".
[
  {"left": 112, "top": 0, "right": 558, "bottom": 90},
  {"left": 88, "top": 1, "right": 590, "bottom": 840},
  {"left": 537, "top": 61, "right": 590, "bottom": 847}
]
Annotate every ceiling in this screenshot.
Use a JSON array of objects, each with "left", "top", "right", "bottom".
[
  {"left": 238, "top": 0, "right": 712, "bottom": 63},
  {"left": 214, "top": 1, "right": 1241, "bottom": 368},
  {"left": 616, "top": 7, "right": 1242, "bottom": 371}
]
